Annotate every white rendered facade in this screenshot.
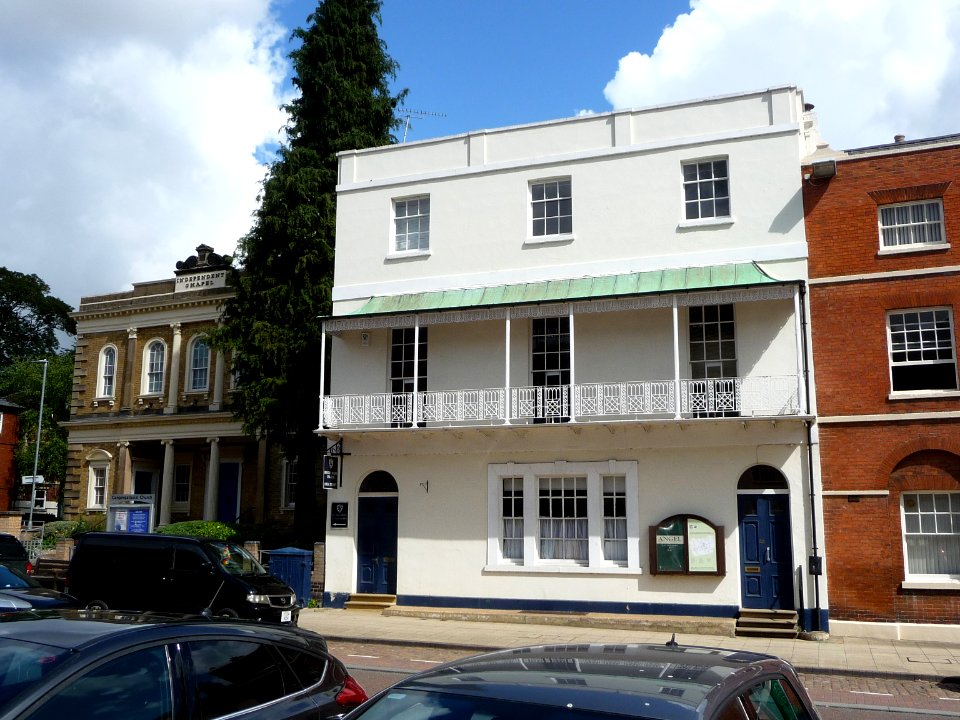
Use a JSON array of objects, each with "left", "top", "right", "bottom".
[{"left": 321, "top": 86, "right": 828, "bottom": 630}]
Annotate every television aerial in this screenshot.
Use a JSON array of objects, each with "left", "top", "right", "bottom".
[{"left": 400, "top": 108, "right": 446, "bottom": 142}]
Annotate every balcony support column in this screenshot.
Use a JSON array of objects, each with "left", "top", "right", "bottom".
[
  {"left": 793, "top": 285, "right": 806, "bottom": 415},
  {"left": 568, "top": 307, "right": 576, "bottom": 422},
  {"left": 672, "top": 297, "right": 681, "bottom": 419},
  {"left": 412, "top": 318, "right": 420, "bottom": 425},
  {"left": 318, "top": 326, "right": 327, "bottom": 430},
  {"left": 504, "top": 309, "right": 511, "bottom": 425}
]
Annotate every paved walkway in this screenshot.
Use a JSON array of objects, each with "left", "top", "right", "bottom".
[{"left": 298, "top": 607, "right": 960, "bottom": 681}]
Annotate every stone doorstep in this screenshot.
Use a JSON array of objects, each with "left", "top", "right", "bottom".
[{"left": 382, "top": 606, "right": 736, "bottom": 638}]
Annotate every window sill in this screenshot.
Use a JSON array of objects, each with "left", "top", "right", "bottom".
[
  {"left": 901, "top": 580, "right": 960, "bottom": 591},
  {"left": 386, "top": 249, "right": 431, "bottom": 261},
  {"left": 523, "top": 233, "right": 575, "bottom": 247},
  {"left": 677, "top": 216, "right": 735, "bottom": 230},
  {"left": 878, "top": 243, "right": 950, "bottom": 256},
  {"left": 888, "top": 390, "right": 960, "bottom": 401},
  {"left": 484, "top": 564, "right": 642, "bottom": 577}
]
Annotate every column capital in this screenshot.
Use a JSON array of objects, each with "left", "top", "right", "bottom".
[
  {"left": 160, "top": 439, "right": 175, "bottom": 446},
  {"left": 127, "top": 327, "right": 138, "bottom": 339},
  {"left": 206, "top": 437, "right": 220, "bottom": 445},
  {"left": 116, "top": 440, "right": 130, "bottom": 449},
  {"left": 170, "top": 322, "right": 182, "bottom": 334}
]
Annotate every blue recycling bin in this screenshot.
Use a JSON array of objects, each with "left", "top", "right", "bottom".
[{"left": 266, "top": 547, "right": 313, "bottom": 605}]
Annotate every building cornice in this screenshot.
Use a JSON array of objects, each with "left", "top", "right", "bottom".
[{"left": 808, "top": 264, "right": 960, "bottom": 286}]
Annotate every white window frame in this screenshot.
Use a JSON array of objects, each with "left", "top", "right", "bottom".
[
  {"left": 901, "top": 491, "right": 960, "bottom": 585},
  {"left": 97, "top": 345, "right": 117, "bottom": 399},
  {"left": 486, "top": 460, "right": 640, "bottom": 574},
  {"left": 878, "top": 199, "right": 946, "bottom": 252},
  {"left": 528, "top": 177, "right": 573, "bottom": 243},
  {"left": 87, "top": 463, "right": 108, "bottom": 510},
  {"left": 281, "top": 456, "right": 297, "bottom": 508},
  {"left": 392, "top": 195, "right": 430, "bottom": 254},
  {"left": 680, "top": 157, "right": 731, "bottom": 225},
  {"left": 886, "top": 307, "right": 958, "bottom": 395},
  {"left": 188, "top": 335, "right": 210, "bottom": 393},
  {"left": 140, "top": 338, "right": 167, "bottom": 396}
]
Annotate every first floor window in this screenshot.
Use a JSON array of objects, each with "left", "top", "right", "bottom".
[
  {"left": 99, "top": 346, "right": 116, "bottom": 398},
  {"left": 174, "top": 464, "right": 191, "bottom": 504},
  {"left": 682, "top": 158, "right": 730, "bottom": 220},
  {"left": 145, "top": 340, "right": 165, "bottom": 394},
  {"left": 531, "top": 178, "right": 572, "bottom": 237},
  {"left": 190, "top": 338, "right": 210, "bottom": 391},
  {"left": 394, "top": 196, "right": 430, "bottom": 251},
  {"left": 880, "top": 200, "right": 944, "bottom": 249},
  {"left": 903, "top": 492, "right": 960, "bottom": 576},
  {"left": 501, "top": 477, "right": 523, "bottom": 560},
  {"left": 489, "top": 461, "right": 639, "bottom": 570},
  {"left": 888, "top": 308, "right": 957, "bottom": 392},
  {"left": 89, "top": 465, "right": 107, "bottom": 508},
  {"left": 283, "top": 457, "right": 297, "bottom": 507}
]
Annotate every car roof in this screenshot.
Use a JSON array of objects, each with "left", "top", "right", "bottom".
[
  {"left": 0, "top": 610, "right": 326, "bottom": 653},
  {"left": 391, "top": 643, "right": 789, "bottom": 719}
]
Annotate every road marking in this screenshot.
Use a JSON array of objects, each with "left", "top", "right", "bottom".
[
  {"left": 849, "top": 691, "right": 893, "bottom": 697},
  {"left": 410, "top": 659, "right": 443, "bottom": 664},
  {"left": 938, "top": 697, "right": 960, "bottom": 701},
  {"left": 348, "top": 654, "right": 380, "bottom": 659}
]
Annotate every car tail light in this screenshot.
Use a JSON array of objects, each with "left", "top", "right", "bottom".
[
  {"left": 335, "top": 675, "right": 368, "bottom": 709},
  {"left": 25, "top": 560, "right": 33, "bottom": 575}
]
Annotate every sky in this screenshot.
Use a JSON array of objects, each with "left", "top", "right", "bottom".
[{"left": 2, "top": 0, "right": 959, "bottom": 315}]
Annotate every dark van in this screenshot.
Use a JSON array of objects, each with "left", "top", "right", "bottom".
[{"left": 66, "top": 532, "right": 299, "bottom": 624}]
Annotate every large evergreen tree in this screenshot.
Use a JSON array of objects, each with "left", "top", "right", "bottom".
[
  {"left": 0, "top": 268, "right": 75, "bottom": 367},
  {"left": 216, "top": 0, "right": 404, "bottom": 541}
]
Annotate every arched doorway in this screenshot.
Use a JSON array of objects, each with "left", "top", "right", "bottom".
[
  {"left": 356, "top": 471, "right": 398, "bottom": 595},
  {"left": 737, "top": 465, "right": 794, "bottom": 610}
]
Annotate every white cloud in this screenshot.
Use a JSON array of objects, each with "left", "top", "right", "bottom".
[
  {"left": 604, "top": 0, "right": 960, "bottom": 151},
  {"left": 0, "top": 0, "right": 291, "bottom": 310}
]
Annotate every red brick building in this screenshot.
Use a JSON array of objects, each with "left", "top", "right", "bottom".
[
  {"left": 804, "top": 135, "right": 960, "bottom": 640},
  {"left": 0, "top": 399, "right": 22, "bottom": 512}
]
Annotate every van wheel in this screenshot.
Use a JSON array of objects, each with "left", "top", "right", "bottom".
[
  {"left": 217, "top": 608, "right": 239, "bottom": 618},
  {"left": 86, "top": 600, "right": 108, "bottom": 610}
]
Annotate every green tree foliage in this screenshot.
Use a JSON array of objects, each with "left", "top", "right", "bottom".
[
  {"left": 0, "top": 268, "right": 76, "bottom": 367},
  {"left": 0, "top": 351, "right": 74, "bottom": 508},
  {"left": 215, "top": 0, "right": 405, "bottom": 541}
]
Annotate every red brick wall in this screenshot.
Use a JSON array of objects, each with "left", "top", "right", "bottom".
[{"left": 0, "top": 410, "right": 19, "bottom": 511}]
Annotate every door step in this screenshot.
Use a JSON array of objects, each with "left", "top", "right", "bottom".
[
  {"left": 735, "top": 609, "right": 799, "bottom": 639},
  {"left": 344, "top": 593, "right": 397, "bottom": 611}
]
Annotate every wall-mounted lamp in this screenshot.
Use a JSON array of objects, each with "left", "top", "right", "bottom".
[{"left": 810, "top": 160, "right": 836, "bottom": 180}]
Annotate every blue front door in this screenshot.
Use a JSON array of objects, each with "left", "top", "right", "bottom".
[
  {"left": 738, "top": 494, "right": 793, "bottom": 610},
  {"left": 216, "top": 462, "right": 240, "bottom": 523},
  {"left": 357, "top": 496, "right": 398, "bottom": 594}
]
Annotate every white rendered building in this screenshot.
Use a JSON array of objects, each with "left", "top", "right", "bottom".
[{"left": 320, "top": 86, "right": 829, "bottom": 633}]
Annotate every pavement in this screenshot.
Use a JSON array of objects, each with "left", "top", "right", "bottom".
[{"left": 297, "top": 606, "right": 960, "bottom": 682}]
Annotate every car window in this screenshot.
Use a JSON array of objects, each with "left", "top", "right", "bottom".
[
  {"left": 742, "top": 677, "right": 813, "bottom": 720},
  {"left": 25, "top": 645, "right": 173, "bottom": 720},
  {"left": 0, "top": 640, "right": 71, "bottom": 708},
  {"left": 274, "top": 645, "right": 329, "bottom": 689},
  {"left": 0, "top": 538, "right": 26, "bottom": 558},
  {"left": 188, "top": 639, "right": 298, "bottom": 719},
  {"left": 0, "top": 566, "right": 31, "bottom": 588},
  {"left": 174, "top": 547, "right": 209, "bottom": 572},
  {"left": 204, "top": 542, "right": 268, "bottom": 576}
]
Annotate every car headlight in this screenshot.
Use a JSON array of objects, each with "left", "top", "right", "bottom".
[
  {"left": 246, "top": 594, "right": 271, "bottom": 604},
  {"left": 0, "top": 596, "right": 32, "bottom": 610}
]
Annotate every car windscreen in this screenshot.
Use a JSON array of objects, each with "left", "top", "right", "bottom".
[
  {"left": 0, "top": 539, "right": 26, "bottom": 559},
  {"left": 0, "top": 639, "right": 71, "bottom": 708},
  {"left": 0, "top": 566, "right": 36, "bottom": 589},
  {"left": 351, "top": 688, "right": 655, "bottom": 720},
  {"left": 204, "top": 542, "right": 269, "bottom": 576}
]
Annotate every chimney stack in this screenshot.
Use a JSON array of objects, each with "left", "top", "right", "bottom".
[{"left": 894, "top": 134, "right": 906, "bottom": 143}]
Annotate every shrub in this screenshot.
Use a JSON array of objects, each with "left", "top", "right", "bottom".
[
  {"left": 40, "top": 517, "right": 106, "bottom": 548},
  {"left": 155, "top": 520, "right": 238, "bottom": 540}
]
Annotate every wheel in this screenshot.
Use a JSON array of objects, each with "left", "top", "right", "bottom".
[
  {"left": 217, "top": 608, "right": 239, "bottom": 618},
  {"left": 86, "top": 600, "right": 108, "bottom": 610}
]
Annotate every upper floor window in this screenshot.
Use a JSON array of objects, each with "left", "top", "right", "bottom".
[
  {"left": 98, "top": 346, "right": 117, "bottom": 398},
  {"left": 174, "top": 464, "right": 191, "bottom": 505},
  {"left": 394, "top": 196, "right": 430, "bottom": 252},
  {"left": 142, "top": 340, "right": 166, "bottom": 395},
  {"left": 530, "top": 179, "right": 572, "bottom": 237},
  {"left": 879, "top": 200, "right": 945, "bottom": 249},
  {"left": 682, "top": 159, "right": 730, "bottom": 220},
  {"left": 887, "top": 308, "right": 957, "bottom": 392},
  {"left": 902, "top": 492, "right": 960, "bottom": 579},
  {"left": 282, "top": 457, "right": 297, "bottom": 508},
  {"left": 689, "top": 304, "right": 737, "bottom": 379},
  {"left": 190, "top": 337, "right": 210, "bottom": 392}
]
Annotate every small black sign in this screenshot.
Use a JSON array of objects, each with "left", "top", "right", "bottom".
[
  {"left": 322, "top": 454, "right": 339, "bottom": 490},
  {"left": 330, "top": 502, "right": 348, "bottom": 528}
]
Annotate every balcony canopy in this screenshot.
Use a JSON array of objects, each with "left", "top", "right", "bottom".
[{"left": 345, "top": 262, "right": 781, "bottom": 316}]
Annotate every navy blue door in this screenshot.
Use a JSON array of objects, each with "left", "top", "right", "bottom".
[
  {"left": 738, "top": 494, "right": 793, "bottom": 609},
  {"left": 357, "top": 496, "right": 398, "bottom": 594},
  {"left": 216, "top": 463, "right": 240, "bottom": 523}
]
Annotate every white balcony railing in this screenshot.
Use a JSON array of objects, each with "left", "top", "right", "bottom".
[{"left": 322, "top": 376, "right": 802, "bottom": 429}]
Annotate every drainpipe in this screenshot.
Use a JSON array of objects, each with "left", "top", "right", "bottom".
[{"left": 799, "top": 282, "right": 823, "bottom": 631}]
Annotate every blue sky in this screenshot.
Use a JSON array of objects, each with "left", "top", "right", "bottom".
[{"left": 2, "top": 0, "right": 959, "bottom": 309}]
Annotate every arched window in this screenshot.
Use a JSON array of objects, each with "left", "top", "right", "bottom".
[
  {"left": 142, "top": 340, "right": 166, "bottom": 395},
  {"left": 98, "top": 346, "right": 117, "bottom": 398},
  {"left": 190, "top": 337, "right": 210, "bottom": 392}
]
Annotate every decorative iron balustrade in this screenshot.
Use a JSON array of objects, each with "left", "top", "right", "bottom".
[{"left": 321, "top": 376, "right": 801, "bottom": 429}]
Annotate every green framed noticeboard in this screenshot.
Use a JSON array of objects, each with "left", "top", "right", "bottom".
[{"left": 649, "top": 514, "right": 724, "bottom": 576}]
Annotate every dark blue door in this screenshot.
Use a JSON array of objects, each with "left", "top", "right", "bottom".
[
  {"left": 738, "top": 494, "right": 793, "bottom": 610},
  {"left": 217, "top": 462, "right": 240, "bottom": 523},
  {"left": 357, "top": 496, "right": 398, "bottom": 594}
]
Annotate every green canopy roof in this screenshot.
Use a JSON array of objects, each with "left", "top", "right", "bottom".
[{"left": 347, "top": 262, "right": 780, "bottom": 316}]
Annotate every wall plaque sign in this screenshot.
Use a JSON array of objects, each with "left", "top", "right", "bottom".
[{"left": 649, "top": 514, "right": 724, "bottom": 576}]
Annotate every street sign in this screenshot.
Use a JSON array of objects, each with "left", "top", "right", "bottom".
[{"left": 21, "top": 475, "right": 44, "bottom": 485}]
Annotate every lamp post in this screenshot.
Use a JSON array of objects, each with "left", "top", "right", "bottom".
[{"left": 28, "top": 359, "right": 48, "bottom": 531}]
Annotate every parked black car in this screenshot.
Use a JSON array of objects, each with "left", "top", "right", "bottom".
[
  {"left": 0, "top": 535, "right": 30, "bottom": 576},
  {"left": 0, "top": 609, "right": 368, "bottom": 719},
  {"left": 346, "top": 640, "right": 821, "bottom": 720},
  {"left": 0, "top": 565, "right": 78, "bottom": 613},
  {"left": 66, "top": 532, "right": 299, "bottom": 624}
]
